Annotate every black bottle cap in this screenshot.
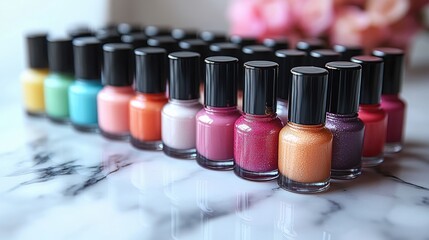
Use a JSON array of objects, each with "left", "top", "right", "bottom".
[
  {"left": 179, "top": 39, "right": 208, "bottom": 82},
  {"left": 243, "top": 61, "right": 278, "bottom": 115},
  {"left": 103, "top": 43, "right": 134, "bottom": 86},
  {"left": 199, "top": 31, "right": 226, "bottom": 44},
  {"left": 296, "top": 39, "right": 325, "bottom": 53},
  {"left": 351, "top": 56, "right": 384, "bottom": 105},
  {"left": 135, "top": 47, "right": 166, "bottom": 93},
  {"left": 95, "top": 29, "right": 122, "bottom": 44},
  {"left": 145, "top": 26, "right": 171, "bottom": 37},
  {"left": 275, "top": 49, "right": 307, "bottom": 100},
  {"left": 117, "top": 23, "right": 141, "bottom": 35},
  {"left": 372, "top": 48, "right": 404, "bottom": 94},
  {"left": 25, "top": 32, "right": 49, "bottom": 69},
  {"left": 172, "top": 28, "right": 197, "bottom": 40},
  {"left": 205, "top": 56, "right": 238, "bottom": 107},
  {"left": 333, "top": 44, "right": 363, "bottom": 61},
  {"left": 242, "top": 45, "right": 273, "bottom": 62},
  {"left": 310, "top": 49, "right": 340, "bottom": 68},
  {"left": 73, "top": 37, "right": 101, "bottom": 80},
  {"left": 67, "top": 26, "right": 93, "bottom": 39},
  {"left": 121, "top": 33, "right": 148, "bottom": 49},
  {"left": 289, "top": 66, "right": 328, "bottom": 125},
  {"left": 263, "top": 37, "right": 289, "bottom": 51},
  {"left": 48, "top": 36, "right": 74, "bottom": 75},
  {"left": 326, "top": 61, "right": 362, "bottom": 114},
  {"left": 209, "top": 42, "right": 241, "bottom": 57},
  {"left": 147, "top": 36, "right": 178, "bottom": 54},
  {"left": 230, "top": 35, "right": 258, "bottom": 47},
  {"left": 169, "top": 51, "right": 200, "bottom": 100}
]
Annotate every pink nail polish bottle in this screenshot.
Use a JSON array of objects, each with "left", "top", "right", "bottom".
[
  {"left": 372, "top": 48, "right": 406, "bottom": 153},
  {"left": 234, "top": 61, "right": 283, "bottom": 181},
  {"left": 97, "top": 43, "right": 135, "bottom": 140},
  {"left": 196, "top": 56, "right": 241, "bottom": 170}
]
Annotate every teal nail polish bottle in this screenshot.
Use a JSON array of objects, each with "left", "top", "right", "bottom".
[
  {"left": 68, "top": 37, "right": 103, "bottom": 132},
  {"left": 44, "top": 36, "right": 74, "bottom": 123}
]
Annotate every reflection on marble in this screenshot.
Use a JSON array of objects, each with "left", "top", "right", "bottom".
[{"left": 1, "top": 68, "right": 429, "bottom": 240}]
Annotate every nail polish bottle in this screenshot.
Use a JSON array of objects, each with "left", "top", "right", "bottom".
[
  {"left": 278, "top": 66, "right": 332, "bottom": 193},
  {"left": 333, "top": 44, "right": 363, "bottom": 61},
  {"left": 234, "top": 61, "right": 283, "bottom": 181},
  {"left": 67, "top": 26, "right": 93, "bottom": 39},
  {"left": 162, "top": 51, "right": 203, "bottom": 159},
  {"left": 95, "top": 29, "right": 122, "bottom": 44},
  {"left": 117, "top": 23, "right": 141, "bottom": 35},
  {"left": 121, "top": 33, "right": 148, "bottom": 49},
  {"left": 274, "top": 49, "right": 306, "bottom": 124},
  {"left": 196, "top": 56, "right": 241, "bottom": 170},
  {"left": 263, "top": 37, "right": 289, "bottom": 51},
  {"left": 209, "top": 42, "right": 243, "bottom": 109},
  {"left": 147, "top": 36, "right": 179, "bottom": 54},
  {"left": 372, "top": 48, "right": 406, "bottom": 153},
  {"left": 310, "top": 49, "right": 340, "bottom": 68},
  {"left": 68, "top": 37, "right": 103, "bottom": 132},
  {"left": 145, "top": 26, "right": 171, "bottom": 37},
  {"left": 172, "top": 28, "right": 197, "bottom": 41},
  {"left": 179, "top": 39, "right": 209, "bottom": 102},
  {"left": 44, "top": 36, "right": 75, "bottom": 123},
  {"left": 296, "top": 39, "right": 325, "bottom": 55},
  {"left": 351, "top": 56, "right": 387, "bottom": 167},
  {"left": 97, "top": 43, "right": 135, "bottom": 140},
  {"left": 21, "top": 33, "right": 49, "bottom": 116},
  {"left": 199, "top": 31, "right": 226, "bottom": 44},
  {"left": 130, "top": 47, "right": 168, "bottom": 150},
  {"left": 229, "top": 35, "right": 258, "bottom": 48},
  {"left": 325, "top": 62, "right": 364, "bottom": 179}
]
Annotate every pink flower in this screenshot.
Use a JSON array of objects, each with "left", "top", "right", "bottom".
[
  {"left": 292, "top": 0, "right": 335, "bottom": 37},
  {"left": 387, "top": 15, "right": 421, "bottom": 49},
  {"left": 330, "top": 7, "right": 389, "bottom": 52},
  {"left": 227, "top": 0, "right": 293, "bottom": 39},
  {"left": 366, "top": 0, "right": 410, "bottom": 26}
]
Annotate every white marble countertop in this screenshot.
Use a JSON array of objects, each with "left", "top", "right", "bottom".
[{"left": 2, "top": 41, "right": 429, "bottom": 240}]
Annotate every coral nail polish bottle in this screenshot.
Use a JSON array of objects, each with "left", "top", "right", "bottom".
[
  {"left": 351, "top": 56, "right": 387, "bottom": 167},
  {"left": 162, "top": 51, "right": 203, "bottom": 159},
  {"left": 278, "top": 66, "right": 332, "bottom": 193},
  {"left": 275, "top": 49, "right": 307, "bottom": 124},
  {"left": 44, "top": 36, "right": 75, "bottom": 123},
  {"left": 196, "top": 56, "right": 241, "bottom": 170},
  {"left": 130, "top": 47, "right": 168, "bottom": 150},
  {"left": 234, "top": 61, "right": 283, "bottom": 181},
  {"left": 21, "top": 33, "right": 49, "bottom": 116},
  {"left": 97, "top": 43, "right": 135, "bottom": 140},
  {"left": 325, "top": 62, "right": 364, "bottom": 179},
  {"left": 310, "top": 49, "right": 340, "bottom": 68},
  {"left": 333, "top": 44, "right": 363, "bottom": 61},
  {"left": 263, "top": 37, "right": 289, "bottom": 51},
  {"left": 69, "top": 37, "right": 103, "bottom": 132},
  {"left": 372, "top": 48, "right": 406, "bottom": 153}
]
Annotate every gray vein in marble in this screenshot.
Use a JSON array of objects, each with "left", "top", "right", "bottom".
[
  {"left": 375, "top": 167, "right": 429, "bottom": 191},
  {"left": 315, "top": 199, "right": 342, "bottom": 226}
]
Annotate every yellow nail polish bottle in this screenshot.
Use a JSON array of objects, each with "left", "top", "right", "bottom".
[{"left": 21, "top": 33, "right": 49, "bottom": 116}]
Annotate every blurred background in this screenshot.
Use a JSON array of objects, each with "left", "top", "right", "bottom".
[{"left": 0, "top": 0, "right": 428, "bottom": 91}]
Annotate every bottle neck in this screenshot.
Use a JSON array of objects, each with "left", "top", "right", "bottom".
[
  {"left": 169, "top": 98, "right": 200, "bottom": 106},
  {"left": 205, "top": 106, "right": 238, "bottom": 114},
  {"left": 326, "top": 112, "right": 358, "bottom": 120},
  {"left": 359, "top": 103, "right": 381, "bottom": 111},
  {"left": 243, "top": 112, "right": 277, "bottom": 122},
  {"left": 381, "top": 94, "right": 400, "bottom": 100},
  {"left": 136, "top": 92, "right": 167, "bottom": 101},
  {"left": 104, "top": 85, "right": 134, "bottom": 93},
  {"left": 287, "top": 121, "right": 324, "bottom": 130}
]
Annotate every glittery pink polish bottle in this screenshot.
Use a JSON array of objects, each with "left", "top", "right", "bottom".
[{"left": 234, "top": 61, "right": 283, "bottom": 181}]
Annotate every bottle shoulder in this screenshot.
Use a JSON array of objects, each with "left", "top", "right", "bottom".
[
  {"left": 21, "top": 69, "right": 49, "bottom": 82},
  {"left": 280, "top": 123, "right": 332, "bottom": 143},
  {"left": 70, "top": 80, "right": 103, "bottom": 94},
  {"left": 196, "top": 108, "right": 241, "bottom": 125},
  {"left": 162, "top": 101, "right": 203, "bottom": 118},
  {"left": 235, "top": 115, "right": 283, "bottom": 134}
]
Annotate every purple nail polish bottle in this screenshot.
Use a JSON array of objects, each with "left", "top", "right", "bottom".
[{"left": 325, "top": 61, "right": 365, "bottom": 180}]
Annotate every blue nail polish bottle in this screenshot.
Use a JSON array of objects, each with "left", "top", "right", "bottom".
[{"left": 68, "top": 37, "right": 103, "bottom": 132}]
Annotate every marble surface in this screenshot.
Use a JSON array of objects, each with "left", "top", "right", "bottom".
[{"left": 2, "top": 48, "right": 429, "bottom": 240}]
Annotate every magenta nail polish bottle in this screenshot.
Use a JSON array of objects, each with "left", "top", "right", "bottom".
[
  {"left": 234, "top": 61, "right": 283, "bottom": 181},
  {"left": 196, "top": 56, "right": 241, "bottom": 170},
  {"left": 275, "top": 49, "right": 306, "bottom": 124},
  {"left": 372, "top": 48, "right": 406, "bottom": 153}
]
